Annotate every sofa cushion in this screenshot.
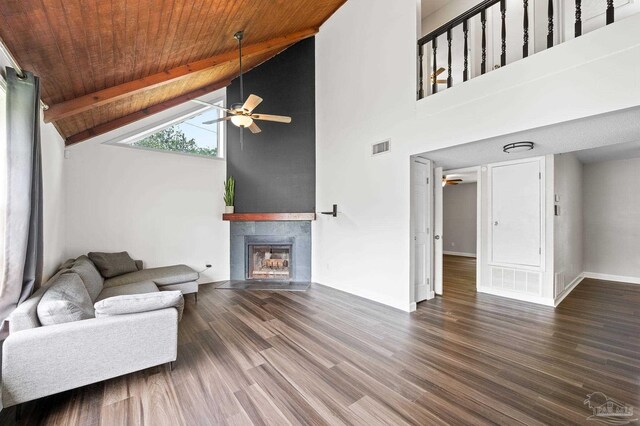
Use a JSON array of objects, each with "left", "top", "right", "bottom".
[
  {"left": 8, "top": 284, "right": 50, "bottom": 333},
  {"left": 94, "top": 290, "right": 184, "bottom": 321},
  {"left": 9, "top": 261, "right": 77, "bottom": 332},
  {"left": 104, "top": 265, "right": 198, "bottom": 288},
  {"left": 67, "top": 256, "right": 104, "bottom": 301},
  {"left": 88, "top": 251, "right": 138, "bottom": 278},
  {"left": 58, "top": 258, "right": 76, "bottom": 272},
  {"left": 95, "top": 281, "right": 159, "bottom": 303},
  {"left": 37, "top": 273, "right": 95, "bottom": 326},
  {"left": 159, "top": 281, "right": 198, "bottom": 295}
]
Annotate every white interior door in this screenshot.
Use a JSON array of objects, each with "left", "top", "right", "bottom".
[
  {"left": 434, "top": 167, "right": 444, "bottom": 295},
  {"left": 490, "top": 159, "right": 542, "bottom": 267},
  {"left": 412, "top": 158, "right": 433, "bottom": 302}
]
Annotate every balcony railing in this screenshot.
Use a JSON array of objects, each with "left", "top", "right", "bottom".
[{"left": 417, "top": 0, "right": 617, "bottom": 99}]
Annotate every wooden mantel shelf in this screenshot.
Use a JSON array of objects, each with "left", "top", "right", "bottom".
[{"left": 222, "top": 213, "right": 316, "bottom": 222}]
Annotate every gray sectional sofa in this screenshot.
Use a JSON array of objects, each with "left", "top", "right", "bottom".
[{"left": 2, "top": 255, "right": 198, "bottom": 408}]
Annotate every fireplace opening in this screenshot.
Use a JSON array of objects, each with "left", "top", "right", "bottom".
[{"left": 247, "top": 244, "right": 292, "bottom": 280}]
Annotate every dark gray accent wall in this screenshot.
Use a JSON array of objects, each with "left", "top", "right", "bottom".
[{"left": 226, "top": 37, "right": 315, "bottom": 213}]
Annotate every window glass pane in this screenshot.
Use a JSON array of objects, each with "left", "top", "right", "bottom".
[{"left": 113, "top": 100, "right": 224, "bottom": 158}]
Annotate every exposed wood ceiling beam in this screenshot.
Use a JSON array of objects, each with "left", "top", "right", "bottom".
[
  {"left": 65, "top": 79, "right": 232, "bottom": 146},
  {"left": 46, "top": 28, "right": 318, "bottom": 123}
]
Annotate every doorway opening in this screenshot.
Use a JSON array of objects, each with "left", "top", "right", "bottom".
[{"left": 440, "top": 168, "right": 480, "bottom": 296}]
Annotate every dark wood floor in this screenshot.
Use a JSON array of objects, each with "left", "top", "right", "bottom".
[{"left": 3, "top": 255, "right": 639, "bottom": 425}]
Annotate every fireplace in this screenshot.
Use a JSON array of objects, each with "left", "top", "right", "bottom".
[
  {"left": 243, "top": 235, "right": 298, "bottom": 281},
  {"left": 231, "top": 222, "right": 311, "bottom": 282},
  {"left": 247, "top": 244, "right": 292, "bottom": 280}
]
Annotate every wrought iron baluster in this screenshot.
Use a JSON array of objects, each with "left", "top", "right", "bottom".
[
  {"left": 606, "top": 0, "right": 614, "bottom": 24},
  {"left": 463, "top": 20, "right": 469, "bottom": 82},
  {"left": 481, "top": 9, "right": 487, "bottom": 75},
  {"left": 547, "top": 0, "right": 554, "bottom": 48},
  {"left": 447, "top": 29, "right": 453, "bottom": 88},
  {"left": 523, "top": 0, "right": 529, "bottom": 58},
  {"left": 418, "top": 44, "right": 424, "bottom": 99},
  {"left": 575, "top": 0, "right": 582, "bottom": 37},
  {"left": 432, "top": 38, "right": 438, "bottom": 94},
  {"left": 500, "top": 0, "right": 507, "bottom": 66}
]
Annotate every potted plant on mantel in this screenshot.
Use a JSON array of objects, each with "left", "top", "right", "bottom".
[{"left": 224, "top": 176, "right": 235, "bottom": 214}]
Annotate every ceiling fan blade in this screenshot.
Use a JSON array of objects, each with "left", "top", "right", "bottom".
[
  {"left": 242, "top": 94, "right": 263, "bottom": 113},
  {"left": 191, "top": 99, "right": 234, "bottom": 114},
  {"left": 248, "top": 122, "right": 262, "bottom": 134},
  {"left": 252, "top": 114, "right": 292, "bottom": 123},
  {"left": 430, "top": 67, "right": 446, "bottom": 78},
  {"left": 436, "top": 79, "right": 447, "bottom": 84},
  {"left": 202, "top": 116, "right": 232, "bottom": 125}
]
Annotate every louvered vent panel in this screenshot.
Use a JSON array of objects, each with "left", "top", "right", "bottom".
[{"left": 372, "top": 140, "right": 390, "bottom": 155}]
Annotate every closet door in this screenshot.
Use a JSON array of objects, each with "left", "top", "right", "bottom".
[{"left": 490, "top": 158, "right": 542, "bottom": 267}]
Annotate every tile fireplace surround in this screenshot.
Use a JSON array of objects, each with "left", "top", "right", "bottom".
[{"left": 230, "top": 221, "right": 311, "bottom": 281}]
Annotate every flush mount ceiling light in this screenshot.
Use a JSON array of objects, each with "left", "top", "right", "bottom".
[{"left": 503, "top": 141, "right": 534, "bottom": 153}]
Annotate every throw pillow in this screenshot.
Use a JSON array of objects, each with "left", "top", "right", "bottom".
[
  {"left": 88, "top": 251, "right": 138, "bottom": 278},
  {"left": 94, "top": 290, "right": 184, "bottom": 321},
  {"left": 68, "top": 255, "right": 104, "bottom": 301},
  {"left": 37, "top": 272, "right": 95, "bottom": 326}
]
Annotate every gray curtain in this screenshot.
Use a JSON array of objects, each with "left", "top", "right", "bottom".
[{"left": 0, "top": 67, "right": 43, "bottom": 333}]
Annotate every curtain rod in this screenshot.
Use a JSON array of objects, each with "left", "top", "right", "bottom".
[{"left": 0, "top": 36, "right": 49, "bottom": 110}]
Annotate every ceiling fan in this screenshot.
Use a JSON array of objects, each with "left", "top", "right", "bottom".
[
  {"left": 442, "top": 177, "right": 463, "bottom": 186},
  {"left": 431, "top": 67, "right": 447, "bottom": 85},
  {"left": 198, "top": 31, "right": 292, "bottom": 137}
]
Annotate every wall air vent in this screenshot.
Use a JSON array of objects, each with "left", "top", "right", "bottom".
[{"left": 372, "top": 140, "right": 390, "bottom": 156}]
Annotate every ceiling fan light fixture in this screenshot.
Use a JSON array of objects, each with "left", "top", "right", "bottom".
[
  {"left": 503, "top": 141, "right": 534, "bottom": 153},
  {"left": 231, "top": 114, "right": 253, "bottom": 128}
]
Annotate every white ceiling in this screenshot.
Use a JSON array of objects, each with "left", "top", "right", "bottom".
[
  {"left": 574, "top": 139, "right": 640, "bottom": 164},
  {"left": 422, "top": 0, "right": 452, "bottom": 19},
  {"left": 419, "top": 106, "right": 640, "bottom": 169}
]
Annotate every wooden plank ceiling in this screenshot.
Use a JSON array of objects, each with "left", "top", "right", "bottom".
[{"left": 0, "top": 0, "right": 347, "bottom": 144}]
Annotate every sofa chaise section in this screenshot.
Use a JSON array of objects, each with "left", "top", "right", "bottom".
[
  {"left": 2, "top": 255, "right": 184, "bottom": 408},
  {"left": 103, "top": 264, "right": 200, "bottom": 300}
]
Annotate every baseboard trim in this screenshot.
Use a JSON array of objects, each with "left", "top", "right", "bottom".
[
  {"left": 443, "top": 251, "right": 477, "bottom": 258},
  {"left": 582, "top": 272, "right": 640, "bottom": 285},
  {"left": 477, "top": 287, "right": 555, "bottom": 306},
  {"left": 409, "top": 302, "right": 417, "bottom": 312},
  {"left": 554, "top": 275, "right": 585, "bottom": 306},
  {"left": 312, "top": 282, "right": 413, "bottom": 312}
]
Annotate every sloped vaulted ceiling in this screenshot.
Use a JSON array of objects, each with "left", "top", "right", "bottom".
[{"left": 0, "top": 0, "right": 347, "bottom": 144}]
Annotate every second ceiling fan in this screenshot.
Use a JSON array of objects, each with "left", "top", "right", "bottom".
[{"left": 200, "top": 31, "right": 292, "bottom": 136}]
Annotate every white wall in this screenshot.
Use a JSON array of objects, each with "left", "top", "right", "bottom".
[
  {"left": 41, "top": 120, "right": 67, "bottom": 281},
  {"left": 583, "top": 157, "right": 640, "bottom": 281},
  {"left": 443, "top": 183, "right": 477, "bottom": 256},
  {"left": 422, "top": 0, "right": 477, "bottom": 35},
  {"left": 0, "top": 83, "right": 6, "bottom": 283},
  {"left": 315, "top": 0, "right": 640, "bottom": 311},
  {"left": 64, "top": 91, "right": 230, "bottom": 284},
  {"left": 553, "top": 153, "right": 584, "bottom": 298}
]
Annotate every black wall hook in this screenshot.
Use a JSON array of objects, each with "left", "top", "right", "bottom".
[{"left": 320, "top": 204, "right": 338, "bottom": 217}]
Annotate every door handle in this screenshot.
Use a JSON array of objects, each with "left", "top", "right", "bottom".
[
  {"left": 494, "top": 221, "right": 499, "bottom": 226},
  {"left": 435, "top": 235, "right": 440, "bottom": 240}
]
